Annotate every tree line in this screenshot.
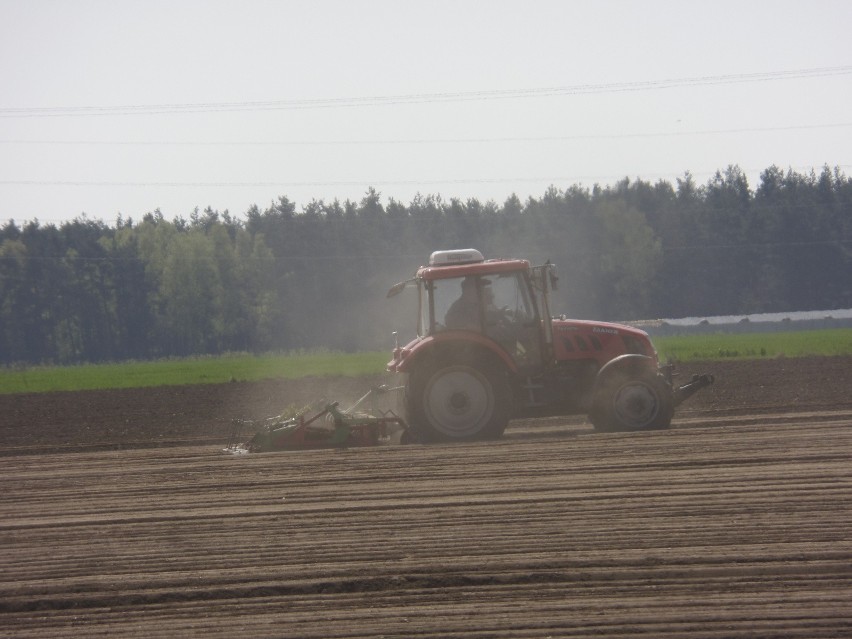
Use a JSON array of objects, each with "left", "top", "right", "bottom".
[{"left": 1, "top": 164, "right": 850, "bottom": 365}]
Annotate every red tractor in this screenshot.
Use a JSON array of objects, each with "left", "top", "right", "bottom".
[{"left": 387, "top": 249, "right": 713, "bottom": 442}]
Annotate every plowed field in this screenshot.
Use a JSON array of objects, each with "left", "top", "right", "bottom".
[{"left": 1, "top": 357, "right": 851, "bottom": 638}]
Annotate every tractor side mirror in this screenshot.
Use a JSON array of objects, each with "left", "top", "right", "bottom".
[{"left": 387, "top": 278, "right": 415, "bottom": 298}]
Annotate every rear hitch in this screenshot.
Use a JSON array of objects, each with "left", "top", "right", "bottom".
[
  {"left": 660, "top": 364, "right": 714, "bottom": 406},
  {"left": 672, "top": 373, "right": 715, "bottom": 406}
]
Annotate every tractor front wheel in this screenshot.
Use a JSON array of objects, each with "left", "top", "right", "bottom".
[
  {"left": 407, "top": 355, "right": 511, "bottom": 442},
  {"left": 590, "top": 371, "right": 674, "bottom": 433}
]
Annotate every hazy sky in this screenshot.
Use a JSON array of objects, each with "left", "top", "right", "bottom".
[{"left": 1, "top": 0, "right": 850, "bottom": 226}]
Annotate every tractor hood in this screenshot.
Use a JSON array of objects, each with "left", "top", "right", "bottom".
[
  {"left": 550, "top": 317, "right": 659, "bottom": 363},
  {"left": 550, "top": 317, "right": 651, "bottom": 339}
]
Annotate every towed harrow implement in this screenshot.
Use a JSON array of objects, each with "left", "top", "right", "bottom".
[{"left": 225, "top": 386, "right": 407, "bottom": 453}]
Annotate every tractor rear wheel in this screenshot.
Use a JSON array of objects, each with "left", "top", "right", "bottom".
[
  {"left": 407, "top": 354, "right": 511, "bottom": 442},
  {"left": 590, "top": 370, "right": 674, "bottom": 433}
]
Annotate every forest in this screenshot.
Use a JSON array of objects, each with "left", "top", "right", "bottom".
[{"left": 1, "top": 164, "right": 851, "bottom": 366}]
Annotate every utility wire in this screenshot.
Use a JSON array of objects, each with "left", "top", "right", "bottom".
[
  {"left": 2, "top": 123, "right": 850, "bottom": 147},
  {"left": 3, "top": 165, "right": 850, "bottom": 189},
  {"left": 1, "top": 66, "right": 849, "bottom": 118}
]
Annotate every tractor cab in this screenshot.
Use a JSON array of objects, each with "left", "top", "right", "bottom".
[{"left": 389, "top": 249, "right": 557, "bottom": 377}]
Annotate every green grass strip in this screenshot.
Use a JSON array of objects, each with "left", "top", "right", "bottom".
[
  {"left": 656, "top": 327, "right": 852, "bottom": 361},
  {"left": 0, "top": 351, "right": 390, "bottom": 395},
  {"left": 3, "top": 328, "right": 852, "bottom": 394}
]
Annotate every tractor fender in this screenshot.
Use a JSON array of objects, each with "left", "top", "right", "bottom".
[
  {"left": 394, "top": 331, "right": 518, "bottom": 375},
  {"left": 592, "top": 354, "right": 664, "bottom": 394}
]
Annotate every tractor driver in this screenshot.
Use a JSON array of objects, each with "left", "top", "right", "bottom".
[{"left": 445, "top": 277, "right": 496, "bottom": 331}]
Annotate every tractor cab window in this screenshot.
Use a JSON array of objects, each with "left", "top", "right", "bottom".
[
  {"left": 428, "top": 271, "right": 542, "bottom": 370},
  {"left": 487, "top": 272, "right": 535, "bottom": 327},
  {"left": 429, "top": 272, "right": 535, "bottom": 333},
  {"left": 428, "top": 276, "right": 473, "bottom": 333}
]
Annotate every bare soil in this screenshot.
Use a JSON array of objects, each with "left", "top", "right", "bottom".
[{"left": 1, "top": 357, "right": 851, "bottom": 637}]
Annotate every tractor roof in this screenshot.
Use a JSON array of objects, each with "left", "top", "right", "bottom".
[{"left": 417, "top": 249, "right": 529, "bottom": 281}]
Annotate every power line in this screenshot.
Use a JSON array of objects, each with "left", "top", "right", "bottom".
[
  {"left": 3, "top": 165, "right": 850, "bottom": 189},
  {"left": 2, "top": 122, "right": 850, "bottom": 147},
  {"left": 1, "top": 66, "right": 849, "bottom": 118}
]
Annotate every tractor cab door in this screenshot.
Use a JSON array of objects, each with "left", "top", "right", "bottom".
[{"left": 484, "top": 271, "right": 545, "bottom": 373}]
